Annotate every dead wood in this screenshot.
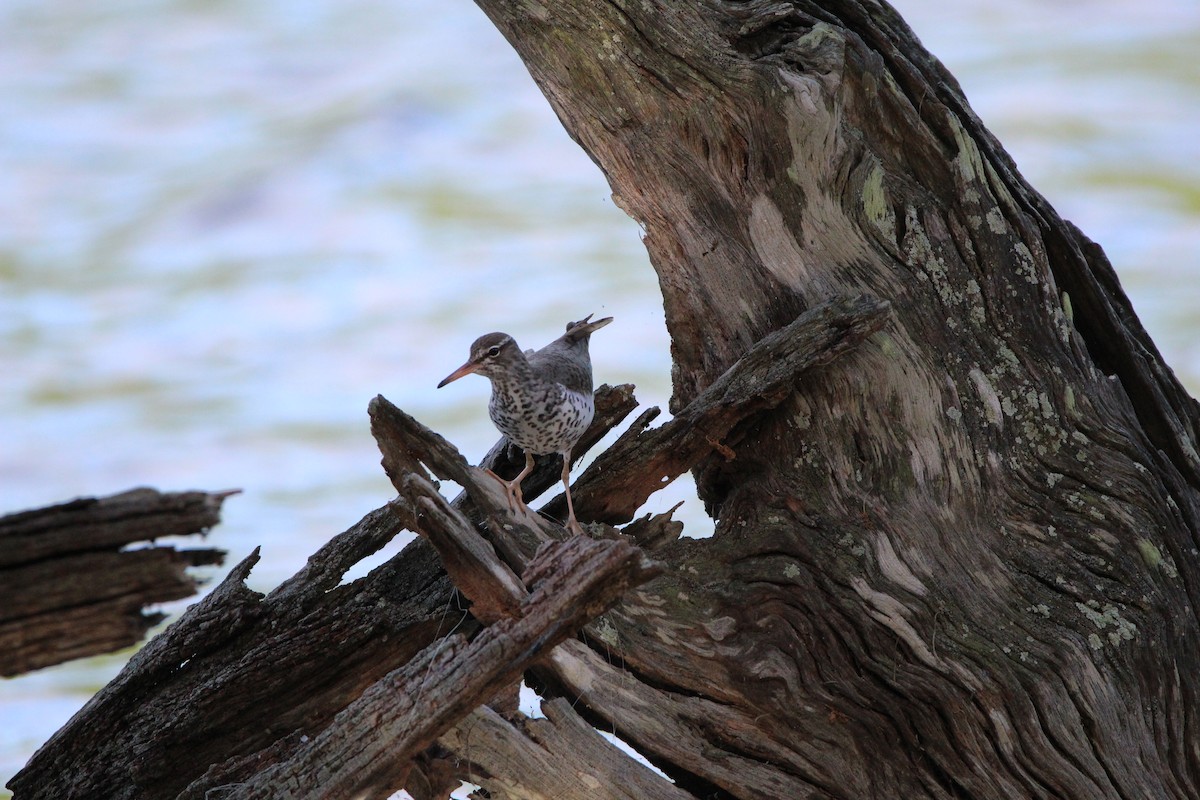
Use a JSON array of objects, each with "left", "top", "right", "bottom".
[
  {"left": 11, "top": 1, "right": 1200, "bottom": 799},
  {"left": 552, "top": 293, "right": 891, "bottom": 524},
  {"left": 11, "top": 506, "right": 444, "bottom": 800},
  {"left": 7, "top": 385, "right": 644, "bottom": 800},
  {"left": 8, "top": 293, "right": 869, "bottom": 797},
  {"left": 461, "top": 0, "right": 1200, "bottom": 797},
  {"left": 218, "top": 537, "right": 661, "bottom": 800},
  {"left": 0, "top": 488, "right": 228, "bottom": 676},
  {"left": 434, "top": 699, "right": 693, "bottom": 800}
]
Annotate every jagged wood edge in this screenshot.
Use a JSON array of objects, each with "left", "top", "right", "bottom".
[
  {"left": 219, "top": 536, "right": 663, "bottom": 800},
  {"left": 174, "top": 388, "right": 641, "bottom": 799},
  {"left": 435, "top": 698, "right": 695, "bottom": 800},
  {"left": 12, "top": 505, "right": 453, "bottom": 800},
  {"left": 7, "top": 388, "right": 645, "bottom": 800},
  {"left": 0, "top": 487, "right": 229, "bottom": 676},
  {"left": 368, "top": 294, "right": 890, "bottom": 798}
]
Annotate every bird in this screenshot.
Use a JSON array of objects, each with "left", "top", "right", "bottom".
[{"left": 437, "top": 314, "right": 612, "bottom": 535}]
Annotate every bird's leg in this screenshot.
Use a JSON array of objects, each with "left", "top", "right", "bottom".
[
  {"left": 484, "top": 452, "right": 534, "bottom": 513},
  {"left": 560, "top": 451, "right": 585, "bottom": 536},
  {"left": 506, "top": 451, "right": 535, "bottom": 513},
  {"left": 483, "top": 468, "right": 512, "bottom": 506},
  {"left": 508, "top": 450, "right": 537, "bottom": 513}
]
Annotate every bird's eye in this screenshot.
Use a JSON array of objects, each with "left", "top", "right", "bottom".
[{"left": 487, "top": 345, "right": 501, "bottom": 357}]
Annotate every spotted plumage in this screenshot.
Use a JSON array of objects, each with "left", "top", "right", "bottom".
[{"left": 437, "top": 314, "right": 612, "bottom": 534}]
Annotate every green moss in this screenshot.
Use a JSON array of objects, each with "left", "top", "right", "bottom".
[
  {"left": 1136, "top": 538, "right": 1162, "bottom": 568},
  {"left": 947, "top": 114, "right": 983, "bottom": 183},
  {"left": 876, "top": 331, "right": 897, "bottom": 358},
  {"left": 861, "top": 162, "right": 895, "bottom": 240},
  {"left": 590, "top": 616, "right": 620, "bottom": 647}
]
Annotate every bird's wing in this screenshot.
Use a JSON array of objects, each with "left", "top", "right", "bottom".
[
  {"left": 527, "top": 315, "right": 611, "bottom": 394},
  {"left": 528, "top": 343, "right": 590, "bottom": 394}
]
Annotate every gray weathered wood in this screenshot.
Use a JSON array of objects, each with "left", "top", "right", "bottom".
[
  {"left": 11, "top": 506, "right": 441, "bottom": 800},
  {"left": 7, "top": 388, "right": 641, "bottom": 800},
  {"left": 10, "top": 2, "right": 1200, "bottom": 799},
  {"left": 463, "top": 0, "right": 1200, "bottom": 797},
  {"left": 220, "top": 537, "right": 661, "bottom": 800},
  {"left": 435, "top": 699, "right": 693, "bottom": 800},
  {"left": 554, "top": 293, "right": 890, "bottom": 524},
  {"left": 0, "top": 488, "right": 228, "bottom": 676}
]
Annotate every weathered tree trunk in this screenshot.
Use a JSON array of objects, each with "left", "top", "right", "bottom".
[
  {"left": 10, "top": 2, "right": 1200, "bottom": 799},
  {"left": 0, "top": 488, "right": 228, "bottom": 676},
  {"left": 465, "top": 1, "right": 1200, "bottom": 797}
]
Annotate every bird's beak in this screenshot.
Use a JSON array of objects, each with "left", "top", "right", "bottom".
[{"left": 437, "top": 360, "right": 479, "bottom": 388}]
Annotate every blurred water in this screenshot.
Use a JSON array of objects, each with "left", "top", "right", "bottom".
[{"left": 1, "top": 0, "right": 1197, "bottom": 790}]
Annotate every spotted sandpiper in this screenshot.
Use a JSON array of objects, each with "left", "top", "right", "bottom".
[{"left": 437, "top": 314, "right": 612, "bottom": 535}]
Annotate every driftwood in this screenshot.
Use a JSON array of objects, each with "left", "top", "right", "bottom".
[
  {"left": 9, "top": 292, "right": 881, "bottom": 799},
  {"left": 4, "top": 384, "right": 634, "bottom": 798},
  {"left": 11, "top": 1, "right": 1200, "bottom": 798},
  {"left": 220, "top": 537, "right": 662, "bottom": 800},
  {"left": 432, "top": 698, "right": 695, "bottom": 800},
  {"left": 559, "top": 293, "right": 890, "bottom": 524},
  {"left": 0, "top": 488, "right": 228, "bottom": 677}
]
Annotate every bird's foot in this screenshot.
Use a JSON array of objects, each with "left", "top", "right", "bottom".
[
  {"left": 483, "top": 468, "right": 512, "bottom": 508},
  {"left": 510, "top": 486, "right": 529, "bottom": 515},
  {"left": 483, "top": 469, "right": 529, "bottom": 515},
  {"left": 565, "top": 516, "right": 586, "bottom": 537}
]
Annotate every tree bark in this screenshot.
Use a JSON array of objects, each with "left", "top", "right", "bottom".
[
  {"left": 10, "top": 2, "right": 1200, "bottom": 799},
  {"left": 466, "top": 1, "right": 1200, "bottom": 797},
  {"left": 0, "top": 488, "right": 228, "bottom": 676}
]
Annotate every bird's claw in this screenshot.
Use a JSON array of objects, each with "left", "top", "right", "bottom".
[
  {"left": 483, "top": 468, "right": 528, "bottom": 515},
  {"left": 510, "top": 486, "right": 529, "bottom": 514}
]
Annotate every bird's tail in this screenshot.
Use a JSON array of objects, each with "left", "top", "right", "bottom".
[{"left": 564, "top": 314, "right": 613, "bottom": 339}]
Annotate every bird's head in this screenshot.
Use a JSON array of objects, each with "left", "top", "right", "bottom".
[{"left": 437, "top": 332, "right": 521, "bottom": 387}]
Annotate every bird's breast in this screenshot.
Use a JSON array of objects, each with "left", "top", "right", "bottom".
[{"left": 488, "top": 381, "right": 594, "bottom": 455}]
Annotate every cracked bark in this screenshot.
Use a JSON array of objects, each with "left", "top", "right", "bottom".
[
  {"left": 0, "top": 488, "right": 228, "bottom": 676},
  {"left": 8, "top": 292, "right": 883, "bottom": 799},
  {"left": 464, "top": 1, "right": 1200, "bottom": 797}
]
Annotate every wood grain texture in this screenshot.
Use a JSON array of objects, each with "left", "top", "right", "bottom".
[
  {"left": 8, "top": 388, "right": 642, "bottom": 800},
  {"left": 0, "top": 488, "right": 227, "bottom": 676},
  {"left": 11, "top": 506, "right": 447, "bottom": 800},
  {"left": 11, "top": 2, "right": 1200, "bottom": 798},
  {"left": 435, "top": 699, "right": 693, "bottom": 800},
  {"left": 466, "top": 0, "right": 1200, "bottom": 797},
  {"left": 220, "top": 537, "right": 661, "bottom": 800},
  {"left": 551, "top": 293, "right": 890, "bottom": 524}
]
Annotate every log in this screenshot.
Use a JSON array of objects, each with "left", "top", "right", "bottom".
[
  {"left": 434, "top": 699, "right": 693, "bottom": 800},
  {"left": 12, "top": 2, "right": 1200, "bottom": 798},
  {"left": 0, "top": 488, "right": 228, "bottom": 676},
  {"left": 9, "top": 302, "right": 859, "bottom": 796},
  {"left": 10, "top": 506, "right": 439, "bottom": 800},
  {"left": 219, "top": 537, "right": 661, "bottom": 800},
  {"left": 557, "top": 293, "right": 890, "bottom": 524},
  {"left": 7, "top": 386, "right": 641, "bottom": 800}
]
